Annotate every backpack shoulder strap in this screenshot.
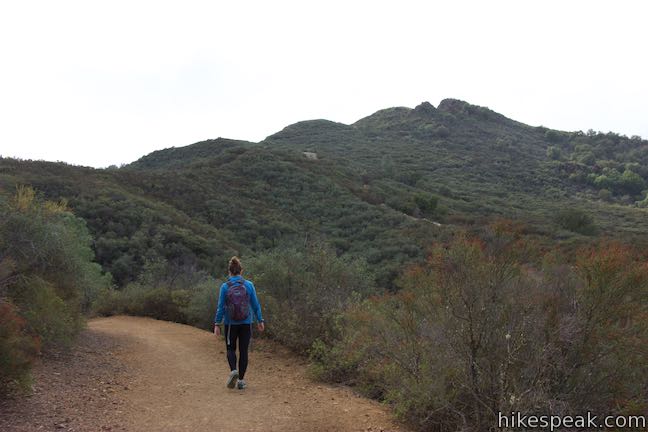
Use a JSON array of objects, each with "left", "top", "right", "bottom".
[{"left": 227, "top": 278, "right": 245, "bottom": 288}]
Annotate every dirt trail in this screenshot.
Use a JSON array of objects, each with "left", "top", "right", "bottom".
[{"left": 1, "top": 316, "right": 407, "bottom": 432}]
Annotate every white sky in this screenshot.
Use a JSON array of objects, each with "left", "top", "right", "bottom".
[{"left": 0, "top": 1, "right": 646, "bottom": 168}]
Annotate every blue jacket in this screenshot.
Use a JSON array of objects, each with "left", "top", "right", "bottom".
[{"left": 214, "top": 275, "right": 264, "bottom": 325}]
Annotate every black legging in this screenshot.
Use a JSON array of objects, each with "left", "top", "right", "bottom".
[{"left": 225, "top": 324, "right": 251, "bottom": 379}]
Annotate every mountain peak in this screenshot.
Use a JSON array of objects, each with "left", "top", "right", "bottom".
[
  {"left": 413, "top": 101, "right": 437, "bottom": 115},
  {"left": 437, "top": 98, "right": 471, "bottom": 114}
]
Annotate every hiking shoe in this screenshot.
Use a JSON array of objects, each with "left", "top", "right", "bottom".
[
  {"left": 237, "top": 379, "right": 247, "bottom": 390},
  {"left": 226, "top": 370, "right": 239, "bottom": 389}
]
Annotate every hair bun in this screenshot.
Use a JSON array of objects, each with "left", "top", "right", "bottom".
[{"left": 228, "top": 256, "right": 243, "bottom": 275}]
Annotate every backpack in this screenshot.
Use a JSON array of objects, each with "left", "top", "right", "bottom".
[{"left": 225, "top": 279, "right": 250, "bottom": 321}]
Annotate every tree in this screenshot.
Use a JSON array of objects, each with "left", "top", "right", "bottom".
[
  {"left": 413, "top": 193, "right": 439, "bottom": 217},
  {"left": 620, "top": 169, "right": 646, "bottom": 195}
]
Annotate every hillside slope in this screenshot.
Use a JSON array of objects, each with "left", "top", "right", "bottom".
[{"left": 2, "top": 98, "right": 648, "bottom": 287}]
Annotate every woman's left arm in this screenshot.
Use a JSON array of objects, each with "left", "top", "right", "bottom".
[{"left": 248, "top": 282, "right": 264, "bottom": 323}]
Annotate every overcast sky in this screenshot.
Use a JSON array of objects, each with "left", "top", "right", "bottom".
[{"left": 1, "top": 1, "right": 646, "bottom": 168}]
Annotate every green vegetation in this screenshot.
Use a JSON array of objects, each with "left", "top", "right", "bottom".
[
  {"left": 0, "top": 187, "right": 111, "bottom": 394},
  {"left": 555, "top": 207, "right": 597, "bottom": 235},
  {"left": 247, "top": 244, "right": 375, "bottom": 353},
  {"left": 313, "top": 227, "right": 648, "bottom": 430},
  {"left": 553, "top": 131, "right": 648, "bottom": 199},
  {"left": 0, "top": 302, "right": 38, "bottom": 393},
  {"left": 2, "top": 99, "right": 648, "bottom": 427},
  {"left": 3, "top": 99, "right": 648, "bottom": 291},
  {"left": 93, "top": 279, "right": 219, "bottom": 329}
]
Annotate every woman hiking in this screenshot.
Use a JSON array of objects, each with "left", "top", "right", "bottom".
[{"left": 214, "top": 256, "right": 265, "bottom": 390}]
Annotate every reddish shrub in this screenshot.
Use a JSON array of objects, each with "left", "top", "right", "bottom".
[{"left": 0, "top": 300, "right": 39, "bottom": 395}]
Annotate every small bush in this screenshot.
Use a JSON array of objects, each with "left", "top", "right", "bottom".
[
  {"left": 545, "top": 129, "right": 561, "bottom": 142},
  {"left": 598, "top": 188, "right": 612, "bottom": 201},
  {"left": 413, "top": 193, "right": 439, "bottom": 217},
  {"left": 0, "top": 301, "right": 39, "bottom": 395},
  {"left": 434, "top": 125, "right": 450, "bottom": 138},
  {"left": 181, "top": 279, "right": 220, "bottom": 330},
  {"left": 546, "top": 145, "right": 562, "bottom": 160},
  {"left": 577, "top": 152, "right": 596, "bottom": 165},
  {"left": 11, "top": 276, "right": 81, "bottom": 351},
  {"left": 555, "top": 208, "right": 596, "bottom": 235},
  {"left": 92, "top": 286, "right": 126, "bottom": 316}
]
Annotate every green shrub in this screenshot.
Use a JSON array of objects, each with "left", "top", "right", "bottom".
[
  {"left": 247, "top": 243, "right": 376, "bottom": 353},
  {"left": 434, "top": 125, "right": 450, "bottom": 138},
  {"left": 140, "top": 288, "right": 186, "bottom": 322},
  {"left": 577, "top": 152, "right": 596, "bottom": 165},
  {"left": 635, "top": 191, "right": 648, "bottom": 208},
  {"left": 11, "top": 276, "right": 81, "bottom": 351},
  {"left": 307, "top": 335, "right": 366, "bottom": 384},
  {"left": 386, "top": 196, "right": 416, "bottom": 216},
  {"left": 0, "top": 186, "right": 112, "bottom": 396},
  {"left": 92, "top": 286, "right": 127, "bottom": 316},
  {"left": 97, "top": 283, "right": 184, "bottom": 322},
  {"left": 314, "top": 232, "right": 648, "bottom": 431},
  {"left": 555, "top": 208, "right": 596, "bottom": 235},
  {"left": 591, "top": 168, "right": 646, "bottom": 196},
  {"left": 0, "top": 301, "right": 39, "bottom": 395},
  {"left": 413, "top": 193, "right": 439, "bottom": 217},
  {"left": 620, "top": 169, "right": 646, "bottom": 195},
  {"left": 545, "top": 129, "right": 561, "bottom": 142},
  {"left": 546, "top": 145, "right": 562, "bottom": 160},
  {"left": 181, "top": 279, "right": 220, "bottom": 330},
  {"left": 94, "top": 277, "right": 221, "bottom": 329},
  {"left": 598, "top": 188, "right": 612, "bottom": 201}
]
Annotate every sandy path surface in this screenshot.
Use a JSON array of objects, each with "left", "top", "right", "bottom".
[{"left": 1, "top": 316, "right": 407, "bottom": 432}]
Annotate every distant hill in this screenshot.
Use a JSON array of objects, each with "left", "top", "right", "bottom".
[
  {"left": 127, "top": 138, "right": 254, "bottom": 169},
  {"left": 3, "top": 99, "right": 648, "bottom": 287}
]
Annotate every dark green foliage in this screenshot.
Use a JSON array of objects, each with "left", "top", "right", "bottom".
[
  {"left": 0, "top": 188, "right": 111, "bottom": 343},
  {"left": 620, "top": 169, "right": 646, "bottom": 194},
  {"left": 0, "top": 159, "right": 240, "bottom": 287},
  {"left": 313, "top": 233, "right": 648, "bottom": 431},
  {"left": 555, "top": 208, "right": 596, "bottom": 235},
  {"left": 12, "top": 276, "right": 80, "bottom": 350},
  {"left": 95, "top": 284, "right": 194, "bottom": 325},
  {"left": 413, "top": 193, "right": 438, "bottom": 217},
  {"left": 0, "top": 187, "right": 111, "bottom": 395},
  {"left": 246, "top": 244, "right": 377, "bottom": 353},
  {"left": 546, "top": 145, "right": 561, "bottom": 160},
  {"left": 0, "top": 301, "right": 39, "bottom": 394},
  {"left": 97, "top": 284, "right": 187, "bottom": 322},
  {"left": 94, "top": 258, "right": 220, "bottom": 330},
  {"left": 598, "top": 188, "right": 612, "bottom": 201},
  {"left": 434, "top": 125, "right": 450, "bottom": 138},
  {"left": 636, "top": 193, "right": 648, "bottom": 208},
  {"left": 127, "top": 138, "right": 252, "bottom": 169},
  {"left": 552, "top": 130, "right": 648, "bottom": 198},
  {"left": 544, "top": 129, "right": 563, "bottom": 143},
  {"left": 181, "top": 279, "right": 220, "bottom": 329},
  {"left": 2, "top": 99, "right": 648, "bottom": 292},
  {"left": 589, "top": 168, "right": 646, "bottom": 196}
]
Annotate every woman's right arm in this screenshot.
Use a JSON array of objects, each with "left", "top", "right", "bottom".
[{"left": 214, "top": 283, "right": 226, "bottom": 325}]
